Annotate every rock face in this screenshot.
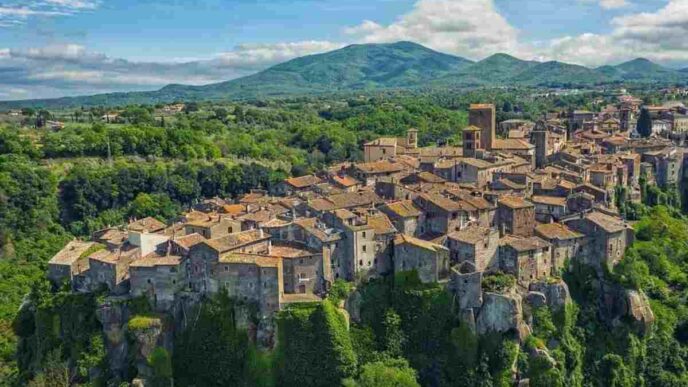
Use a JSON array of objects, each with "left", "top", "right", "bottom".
[
  {"left": 529, "top": 280, "right": 571, "bottom": 311},
  {"left": 625, "top": 289, "right": 655, "bottom": 334},
  {"left": 598, "top": 281, "right": 655, "bottom": 335},
  {"left": 96, "top": 301, "right": 130, "bottom": 379},
  {"left": 130, "top": 318, "right": 164, "bottom": 382},
  {"left": 476, "top": 292, "right": 523, "bottom": 335},
  {"left": 525, "top": 291, "right": 547, "bottom": 308},
  {"left": 450, "top": 269, "right": 483, "bottom": 310},
  {"left": 344, "top": 289, "right": 363, "bottom": 324}
]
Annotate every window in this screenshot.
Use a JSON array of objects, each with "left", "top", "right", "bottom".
[
  {"left": 382, "top": 149, "right": 386, "bottom": 154},
  {"left": 228, "top": 227, "right": 233, "bottom": 233},
  {"left": 362, "top": 245, "right": 367, "bottom": 253},
  {"left": 373, "top": 258, "right": 378, "bottom": 265},
  {"left": 359, "top": 260, "right": 363, "bottom": 266},
  {"left": 362, "top": 231, "right": 367, "bottom": 238}
]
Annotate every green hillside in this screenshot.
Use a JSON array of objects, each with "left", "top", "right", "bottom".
[{"left": 3, "top": 42, "right": 688, "bottom": 109}]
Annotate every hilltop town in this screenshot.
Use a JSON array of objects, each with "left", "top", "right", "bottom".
[{"left": 45, "top": 95, "right": 677, "bottom": 355}]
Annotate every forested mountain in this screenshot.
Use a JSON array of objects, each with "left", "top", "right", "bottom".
[{"left": 2, "top": 42, "right": 688, "bottom": 108}]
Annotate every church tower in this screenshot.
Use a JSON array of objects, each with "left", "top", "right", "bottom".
[
  {"left": 469, "top": 104, "right": 496, "bottom": 150},
  {"left": 407, "top": 128, "right": 418, "bottom": 149}
]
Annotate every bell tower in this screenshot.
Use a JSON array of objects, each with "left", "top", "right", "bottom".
[
  {"left": 462, "top": 126, "right": 482, "bottom": 158},
  {"left": 407, "top": 128, "right": 418, "bottom": 149}
]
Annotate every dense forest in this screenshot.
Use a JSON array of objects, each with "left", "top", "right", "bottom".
[{"left": 2, "top": 89, "right": 688, "bottom": 386}]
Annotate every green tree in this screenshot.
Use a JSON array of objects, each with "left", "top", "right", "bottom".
[
  {"left": 347, "top": 358, "right": 419, "bottom": 387},
  {"left": 636, "top": 108, "right": 653, "bottom": 138}
]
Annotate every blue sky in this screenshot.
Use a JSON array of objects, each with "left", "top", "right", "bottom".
[{"left": 0, "top": 0, "right": 685, "bottom": 100}]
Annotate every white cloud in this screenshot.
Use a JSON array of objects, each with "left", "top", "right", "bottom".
[
  {"left": 0, "top": 1, "right": 98, "bottom": 27},
  {"left": 43, "top": 0, "right": 99, "bottom": 10},
  {"left": 0, "top": 40, "right": 345, "bottom": 99},
  {"left": 216, "top": 41, "right": 344, "bottom": 69},
  {"left": 579, "top": 0, "right": 629, "bottom": 10},
  {"left": 344, "top": 0, "right": 523, "bottom": 60},
  {"left": 600, "top": 0, "right": 628, "bottom": 9},
  {"left": 538, "top": 0, "right": 688, "bottom": 66}
]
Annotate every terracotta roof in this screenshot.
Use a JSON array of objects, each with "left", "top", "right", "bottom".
[
  {"left": 130, "top": 253, "right": 181, "bottom": 267},
  {"left": 448, "top": 225, "right": 493, "bottom": 245},
  {"left": 419, "top": 193, "right": 464, "bottom": 212},
  {"left": 394, "top": 234, "right": 448, "bottom": 252},
  {"left": 173, "top": 233, "right": 205, "bottom": 249},
  {"left": 416, "top": 171, "right": 446, "bottom": 183},
  {"left": 366, "top": 213, "right": 397, "bottom": 235},
  {"left": 470, "top": 103, "right": 495, "bottom": 109},
  {"left": 219, "top": 253, "right": 280, "bottom": 268},
  {"left": 498, "top": 195, "right": 533, "bottom": 209},
  {"left": 294, "top": 218, "right": 341, "bottom": 242},
  {"left": 381, "top": 200, "right": 421, "bottom": 218},
  {"left": 268, "top": 243, "right": 320, "bottom": 259},
  {"left": 239, "top": 209, "right": 274, "bottom": 224},
  {"left": 314, "top": 191, "right": 382, "bottom": 210},
  {"left": 502, "top": 236, "right": 550, "bottom": 252},
  {"left": 96, "top": 228, "right": 128, "bottom": 245},
  {"left": 461, "top": 158, "right": 494, "bottom": 169},
  {"left": 531, "top": 196, "right": 567, "bottom": 207},
  {"left": 535, "top": 223, "right": 582, "bottom": 240},
  {"left": 204, "top": 229, "right": 269, "bottom": 253},
  {"left": 463, "top": 125, "right": 481, "bottom": 132},
  {"left": 492, "top": 138, "right": 534, "bottom": 151},
  {"left": 49, "top": 240, "right": 99, "bottom": 266},
  {"left": 221, "top": 204, "right": 246, "bottom": 215},
  {"left": 365, "top": 137, "right": 397, "bottom": 147},
  {"left": 284, "top": 175, "right": 322, "bottom": 188},
  {"left": 585, "top": 211, "right": 627, "bottom": 233},
  {"left": 128, "top": 217, "right": 166, "bottom": 233},
  {"left": 89, "top": 246, "right": 140, "bottom": 264},
  {"left": 354, "top": 160, "right": 405, "bottom": 174},
  {"left": 331, "top": 174, "right": 360, "bottom": 187}
]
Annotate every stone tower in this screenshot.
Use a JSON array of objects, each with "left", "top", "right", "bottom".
[
  {"left": 463, "top": 126, "right": 482, "bottom": 158},
  {"left": 531, "top": 121, "right": 549, "bottom": 169},
  {"left": 407, "top": 128, "right": 418, "bottom": 149},
  {"left": 469, "top": 104, "right": 496, "bottom": 150}
]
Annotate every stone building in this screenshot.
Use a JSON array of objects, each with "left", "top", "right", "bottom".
[
  {"left": 496, "top": 196, "right": 535, "bottom": 237},
  {"left": 534, "top": 223, "right": 583, "bottom": 274},
  {"left": 214, "top": 253, "right": 283, "bottom": 318},
  {"left": 129, "top": 253, "right": 184, "bottom": 311},
  {"left": 531, "top": 195, "right": 568, "bottom": 222},
  {"left": 47, "top": 240, "right": 99, "bottom": 286},
  {"left": 446, "top": 225, "right": 499, "bottom": 272},
  {"left": 393, "top": 234, "right": 450, "bottom": 283},
  {"left": 276, "top": 175, "right": 323, "bottom": 195},
  {"left": 270, "top": 242, "right": 329, "bottom": 295},
  {"left": 499, "top": 236, "right": 551, "bottom": 284},
  {"left": 187, "top": 229, "right": 271, "bottom": 292},
  {"left": 469, "top": 104, "right": 496, "bottom": 150},
  {"left": 566, "top": 211, "right": 633, "bottom": 269},
  {"left": 379, "top": 200, "right": 423, "bottom": 236},
  {"left": 86, "top": 246, "right": 141, "bottom": 295},
  {"left": 462, "top": 125, "right": 482, "bottom": 158},
  {"left": 414, "top": 193, "right": 468, "bottom": 235}
]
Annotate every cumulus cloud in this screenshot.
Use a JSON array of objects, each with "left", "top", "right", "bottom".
[
  {"left": 0, "top": 41, "right": 342, "bottom": 100},
  {"left": 216, "top": 41, "right": 344, "bottom": 70},
  {"left": 0, "top": 1, "right": 98, "bottom": 27},
  {"left": 344, "top": 0, "right": 523, "bottom": 60},
  {"left": 538, "top": 0, "right": 688, "bottom": 66},
  {"left": 579, "top": 0, "right": 629, "bottom": 10}
]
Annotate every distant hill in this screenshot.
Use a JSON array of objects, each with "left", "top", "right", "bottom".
[{"left": 2, "top": 42, "right": 687, "bottom": 109}]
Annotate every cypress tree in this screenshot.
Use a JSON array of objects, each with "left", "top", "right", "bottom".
[{"left": 636, "top": 108, "right": 653, "bottom": 138}]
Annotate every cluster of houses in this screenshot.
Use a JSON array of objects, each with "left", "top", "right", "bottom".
[{"left": 48, "top": 99, "right": 687, "bottom": 326}]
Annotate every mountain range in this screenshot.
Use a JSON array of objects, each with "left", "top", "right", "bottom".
[{"left": 4, "top": 41, "right": 688, "bottom": 108}]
